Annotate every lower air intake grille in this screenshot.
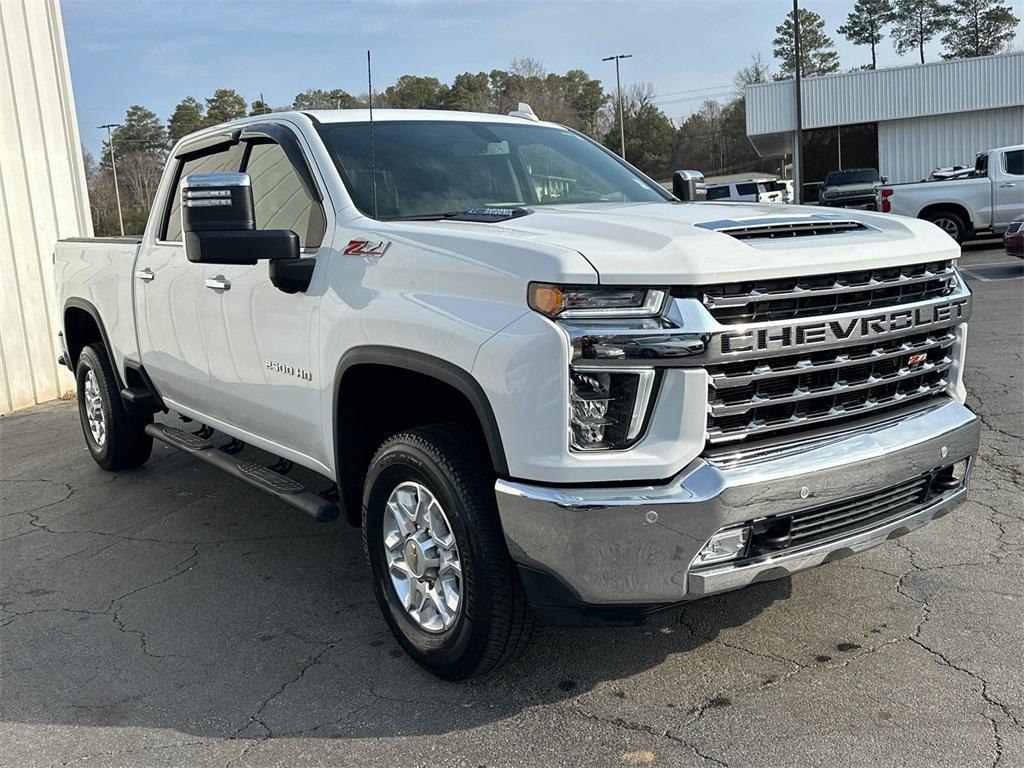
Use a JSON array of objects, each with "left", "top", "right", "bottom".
[{"left": 741, "top": 466, "right": 961, "bottom": 559}]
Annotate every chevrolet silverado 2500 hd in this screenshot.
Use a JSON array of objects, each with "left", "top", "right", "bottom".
[
  {"left": 879, "top": 144, "right": 1024, "bottom": 242},
  {"left": 56, "top": 109, "right": 980, "bottom": 679}
]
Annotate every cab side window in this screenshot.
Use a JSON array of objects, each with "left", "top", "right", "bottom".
[
  {"left": 243, "top": 141, "right": 326, "bottom": 249},
  {"left": 1005, "top": 149, "right": 1024, "bottom": 176},
  {"left": 162, "top": 143, "right": 244, "bottom": 242}
]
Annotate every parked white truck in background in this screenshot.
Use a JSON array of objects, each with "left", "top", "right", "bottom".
[
  {"left": 879, "top": 144, "right": 1024, "bottom": 242},
  {"left": 55, "top": 109, "right": 979, "bottom": 679}
]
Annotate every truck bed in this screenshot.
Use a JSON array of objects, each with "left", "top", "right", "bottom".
[{"left": 55, "top": 237, "right": 142, "bottom": 379}]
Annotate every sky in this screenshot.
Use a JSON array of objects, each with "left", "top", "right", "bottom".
[{"left": 62, "top": 0, "right": 1023, "bottom": 157}]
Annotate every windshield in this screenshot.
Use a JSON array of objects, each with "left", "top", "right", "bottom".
[
  {"left": 824, "top": 169, "right": 879, "bottom": 186},
  {"left": 315, "top": 120, "right": 672, "bottom": 220}
]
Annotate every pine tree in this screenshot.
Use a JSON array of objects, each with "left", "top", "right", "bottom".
[
  {"left": 891, "top": 0, "right": 948, "bottom": 63},
  {"left": 168, "top": 97, "right": 204, "bottom": 143},
  {"left": 838, "top": 0, "right": 896, "bottom": 69},
  {"left": 204, "top": 89, "right": 247, "bottom": 125},
  {"left": 773, "top": 8, "right": 842, "bottom": 78},
  {"left": 940, "top": 0, "right": 1019, "bottom": 58}
]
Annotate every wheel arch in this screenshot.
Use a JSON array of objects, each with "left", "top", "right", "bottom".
[
  {"left": 332, "top": 346, "right": 508, "bottom": 524},
  {"left": 63, "top": 299, "right": 124, "bottom": 390},
  {"left": 919, "top": 202, "right": 973, "bottom": 232}
]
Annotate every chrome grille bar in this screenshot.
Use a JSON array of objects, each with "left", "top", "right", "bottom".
[
  {"left": 702, "top": 266, "right": 955, "bottom": 309},
  {"left": 709, "top": 331, "right": 955, "bottom": 389},
  {"left": 706, "top": 377, "right": 950, "bottom": 444},
  {"left": 709, "top": 358, "right": 952, "bottom": 417}
]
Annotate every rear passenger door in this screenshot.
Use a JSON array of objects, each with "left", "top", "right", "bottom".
[{"left": 199, "top": 123, "right": 332, "bottom": 472}]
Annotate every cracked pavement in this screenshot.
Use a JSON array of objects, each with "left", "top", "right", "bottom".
[{"left": 1, "top": 245, "right": 1021, "bottom": 768}]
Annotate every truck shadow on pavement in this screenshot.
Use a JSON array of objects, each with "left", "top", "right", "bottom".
[{"left": 1, "top": 405, "right": 791, "bottom": 742}]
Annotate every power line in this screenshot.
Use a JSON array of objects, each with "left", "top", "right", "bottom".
[{"left": 654, "top": 82, "right": 733, "bottom": 98}]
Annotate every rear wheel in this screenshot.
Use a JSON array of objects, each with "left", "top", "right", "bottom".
[
  {"left": 76, "top": 344, "right": 153, "bottom": 471},
  {"left": 363, "top": 425, "right": 534, "bottom": 679},
  {"left": 924, "top": 209, "right": 968, "bottom": 243}
]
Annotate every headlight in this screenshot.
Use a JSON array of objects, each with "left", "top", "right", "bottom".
[
  {"left": 529, "top": 283, "right": 668, "bottom": 319},
  {"left": 569, "top": 368, "right": 655, "bottom": 451}
]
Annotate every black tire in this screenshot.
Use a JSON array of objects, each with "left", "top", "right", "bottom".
[
  {"left": 75, "top": 344, "right": 153, "bottom": 471},
  {"left": 924, "top": 209, "right": 968, "bottom": 243},
  {"left": 363, "top": 425, "right": 534, "bottom": 680}
]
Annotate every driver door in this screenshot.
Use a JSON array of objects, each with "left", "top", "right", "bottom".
[{"left": 199, "top": 126, "right": 332, "bottom": 471}]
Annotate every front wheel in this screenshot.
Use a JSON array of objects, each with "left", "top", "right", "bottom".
[
  {"left": 363, "top": 425, "right": 534, "bottom": 679},
  {"left": 75, "top": 344, "right": 153, "bottom": 471}
]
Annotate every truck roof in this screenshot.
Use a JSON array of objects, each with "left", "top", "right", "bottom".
[{"left": 291, "top": 109, "right": 563, "bottom": 128}]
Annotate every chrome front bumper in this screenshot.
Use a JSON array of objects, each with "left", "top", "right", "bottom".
[{"left": 495, "top": 400, "right": 979, "bottom": 607}]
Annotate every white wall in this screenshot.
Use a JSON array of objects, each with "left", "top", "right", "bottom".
[
  {"left": 878, "top": 107, "right": 1024, "bottom": 184},
  {"left": 0, "top": 0, "right": 91, "bottom": 415},
  {"left": 747, "top": 52, "right": 1024, "bottom": 136}
]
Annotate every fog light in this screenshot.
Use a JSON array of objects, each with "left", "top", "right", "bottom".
[
  {"left": 933, "top": 459, "right": 970, "bottom": 492},
  {"left": 694, "top": 526, "right": 750, "bottom": 566}
]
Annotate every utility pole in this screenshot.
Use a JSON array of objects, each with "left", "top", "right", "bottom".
[
  {"left": 98, "top": 123, "right": 125, "bottom": 235},
  {"left": 602, "top": 53, "right": 632, "bottom": 160},
  {"left": 792, "top": 0, "right": 803, "bottom": 204}
]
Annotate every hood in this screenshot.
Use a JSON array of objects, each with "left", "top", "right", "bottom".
[{"left": 391, "top": 202, "right": 958, "bottom": 285}]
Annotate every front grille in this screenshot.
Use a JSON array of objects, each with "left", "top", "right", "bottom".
[
  {"left": 741, "top": 467, "right": 960, "bottom": 558},
  {"left": 706, "top": 330, "right": 955, "bottom": 444},
  {"left": 682, "top": 260, "right": 956, "bottom": 325}
]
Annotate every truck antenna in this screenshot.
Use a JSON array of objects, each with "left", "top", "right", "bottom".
[{"left": 367, "top": 49, "right": 378, "bottom": 220}]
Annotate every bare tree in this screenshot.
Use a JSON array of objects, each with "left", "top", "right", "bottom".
[{"left": 734, "top": 53, "right": 772, "bottom": 95}]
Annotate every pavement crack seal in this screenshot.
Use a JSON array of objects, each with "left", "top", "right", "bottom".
[{"left": 568, "top": 707, "right": 728, "bottom": 767}]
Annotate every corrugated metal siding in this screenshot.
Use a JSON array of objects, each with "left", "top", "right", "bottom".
[
  {"left": 0, "top": 0, "right": 90, "bottom": 415},
  {"left": 878, "top": 107, "right": 1024, "bottom": 184},
  {"left": 748, "top": 52, "right": 1024, "bottom": 135}
]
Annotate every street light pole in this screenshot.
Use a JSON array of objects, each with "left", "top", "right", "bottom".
[
  {"left": 792, "top": 0, "right": 803, "bottom": 204},
  {"left": 602, "top": 53, "right": 632, "bottom": 160},
  {"left": 99, "top": 123, "right": 125, "bottom": 236}
]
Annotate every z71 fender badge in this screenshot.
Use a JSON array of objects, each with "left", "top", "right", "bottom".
[{"left": 344, "top": 239, "right": 390, "bottom": 257}]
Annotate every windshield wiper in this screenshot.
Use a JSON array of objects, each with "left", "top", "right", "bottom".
[{"left": 387, "top": 207, "right": 532, "bottom": 223}]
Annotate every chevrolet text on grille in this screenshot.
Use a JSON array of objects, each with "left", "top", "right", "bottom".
[{"left": 720, "top": 297, "right": 970, "bottom": 354}]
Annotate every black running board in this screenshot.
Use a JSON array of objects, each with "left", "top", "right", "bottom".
[{"left": 145, "top": 423, "right": 339, "bottom": 522}]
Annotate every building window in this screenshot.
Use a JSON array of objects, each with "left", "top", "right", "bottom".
[{"left": 800, "top": 122, "right": 878, "bottom": 202}]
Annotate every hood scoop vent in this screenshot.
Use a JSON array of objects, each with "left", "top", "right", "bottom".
[{"left": 698, "top": 216, "right": 869, "bottom": 241}]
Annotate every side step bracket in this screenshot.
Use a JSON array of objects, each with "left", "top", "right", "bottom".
[{"left": 145, "top": 423, "right": 339, "bottom": 522}]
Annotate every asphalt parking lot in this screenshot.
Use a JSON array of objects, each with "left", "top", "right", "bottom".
[{"left": 1, "top": 243, "right": 1021, "bottom": 768}]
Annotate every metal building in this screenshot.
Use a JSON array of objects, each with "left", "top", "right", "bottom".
[
  {"left": 745, "top": 52, "right": 1024, "bottom": 201},
  {"left": 0, "top": 0, "right": 91, "bottom": 415}
]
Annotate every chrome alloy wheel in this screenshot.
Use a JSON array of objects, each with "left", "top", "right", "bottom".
[
  {"left": 933, "top": 217, "right": 960, "bottom": 238},
  {"left": 83, "top": 369, "right": 106, "bottom": 446},
  {"left": 383, "top": 481, "right": 462, "bottom": 633}
]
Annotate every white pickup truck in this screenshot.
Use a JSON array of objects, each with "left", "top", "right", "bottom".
[
  {"left": 56, "top": 108, "right": 979, "bottom": 679},
  {"left": 879, "top": 144, "right": 1024, "bottom": 242}
]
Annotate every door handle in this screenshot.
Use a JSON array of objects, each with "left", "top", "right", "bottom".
[
  {"left": 205, "top": 276, "right": 232, "bottom": 291},
  {"left": 134, "top": 268, "right": 155, "bottom": 282},
  {"left": 999, "top": 182, "right": 1017, "bottom": 188}
]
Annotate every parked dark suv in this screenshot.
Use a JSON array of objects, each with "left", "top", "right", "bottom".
[{"left": 819, "top": 168, "right": 885, "bottom": 210}]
